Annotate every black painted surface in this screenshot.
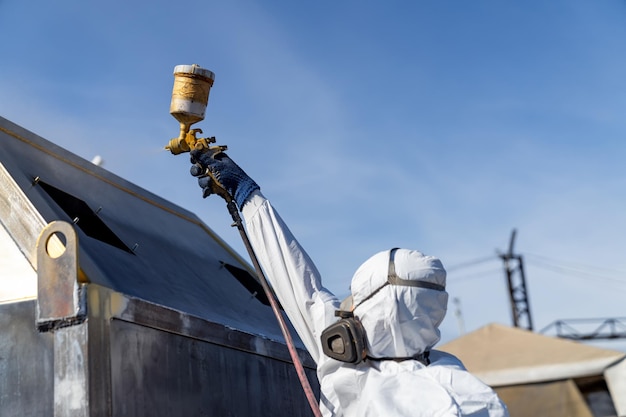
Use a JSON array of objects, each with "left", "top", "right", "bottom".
[{"left": 110, "top": 319, "right": 318, "bottom": 417}]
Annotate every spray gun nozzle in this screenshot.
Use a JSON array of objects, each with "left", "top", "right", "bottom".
[{"left": 164, "top": 137, "right": 190, "bottom": 155}]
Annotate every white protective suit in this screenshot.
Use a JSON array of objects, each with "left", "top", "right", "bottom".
[{"left": 242, "top": 191, "right": 508, "bottom": 417}]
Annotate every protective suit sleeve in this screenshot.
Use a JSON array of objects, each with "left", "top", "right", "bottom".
[{"left": 241, "top": 190, "right": 340, "bottom": 363}]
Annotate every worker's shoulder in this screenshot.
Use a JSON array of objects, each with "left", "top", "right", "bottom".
[{"left": 428, "top": 349, "right": 467, "bottom": 370}]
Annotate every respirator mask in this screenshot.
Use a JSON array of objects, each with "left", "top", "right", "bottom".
[{"left": 320, "top": 248, "right": 446, "bottom": 365}]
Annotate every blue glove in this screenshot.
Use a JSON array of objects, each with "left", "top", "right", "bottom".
[{"left": 190, "top": 148, "right": 260, "bottom": 208}]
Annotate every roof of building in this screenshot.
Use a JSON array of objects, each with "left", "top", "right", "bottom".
[
  {"left": 439, "top": 322, "right": 625, "bottom": 387},
  {"left": 0, "top": 115, "right": 298, "bottom": 344}
]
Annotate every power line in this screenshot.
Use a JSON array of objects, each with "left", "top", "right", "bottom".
[
  {"left": 524, "top": 252, "right": 626, "bottom": 277},
  {"left": 446, "top": 250, "right": 626, "bottom": 296},
  {"left": 445, "top": 255, "right": 498, "bottom": 272},
  {"left": 525, "top": 256, "right": 626, "bottom": 288},
  {"left": 447, "top": 267, "right": 502, "bottom": 283}
]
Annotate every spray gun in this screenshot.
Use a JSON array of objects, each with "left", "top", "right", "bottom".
[
  {"left": 165, "top": 65, "right": 322, "bottom": 417},
  {"left": 165, "top": 64, "right": 233, "bottom": 201}
]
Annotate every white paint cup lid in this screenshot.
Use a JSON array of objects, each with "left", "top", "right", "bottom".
[{"left": 173, "top": 64, "right": 215, "bottom": 81}]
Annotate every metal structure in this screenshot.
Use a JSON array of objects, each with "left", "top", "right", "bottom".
[
  {"left": 0, "top": 115, "right": 319, "bottom": 416},
  {"left": 497, "top": 230, "right": 625, "bottom": 342},
  {"left": 499, "top": 229, "right": 533, "bottom": 331},
  {"left": 540, "top": 318, "right": 626, "bottom": 341}
]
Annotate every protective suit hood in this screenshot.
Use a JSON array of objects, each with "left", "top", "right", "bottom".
[{"left": 351, "top": 249, "right": 448, "bottom": 359}]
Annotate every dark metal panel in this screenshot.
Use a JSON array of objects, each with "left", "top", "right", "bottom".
[
  {"left": 85, "top": 283, "right": 317, "bottom": 416},
  {"left": 110, "top": 319, "right": 318, "bottom": 417},
  {"left": 0, "top": 300, "right": 54, "bottom": 416},
  {"left": 109, "top": 284, "right": 316, "bottom": 368}
]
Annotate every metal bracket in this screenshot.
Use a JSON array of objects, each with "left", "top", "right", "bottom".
[{"left": 36, "top": 220, "right": 86, "bottom": 332}]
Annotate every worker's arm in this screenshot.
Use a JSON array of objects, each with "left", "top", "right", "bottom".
[
  {"left": 241, "top": 190, "right": 339, "bottom": 361},
  {"left": 190, "top": 148, "right": 339, "bottom": 363}
]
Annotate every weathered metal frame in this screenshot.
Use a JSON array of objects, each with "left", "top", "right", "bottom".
[
  {"left": 0, "top": 243, "right": 318, "bottom": 416},
  {"left": 27, "top": 220, "right": 318, "bottom": 416},
  {"left": 0, "top": 162, "right": 46, "bottom": 270}
]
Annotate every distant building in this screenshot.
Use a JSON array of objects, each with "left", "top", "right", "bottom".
[
  {"left": 440, "top": 323, "right": 626, "bottom": 417},
  {"left": 0, "top": 116, "right": 318, "bottom": 416}
]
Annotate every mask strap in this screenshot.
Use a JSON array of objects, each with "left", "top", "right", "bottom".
[
  {"left": 353, "top": 248, "right": 445, "bottom": 310},
  {"left": 387, "top": 248, "right": 446, "bottom": 291},
  {"left": 366, "top": 350, "right": 431, "bottom": 366}
]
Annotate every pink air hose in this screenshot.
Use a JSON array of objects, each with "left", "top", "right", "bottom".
[{"left": 226, "top": 200, "right": 323, "bottom": 417}]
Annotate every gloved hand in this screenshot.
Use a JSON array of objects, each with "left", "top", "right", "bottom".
[{"left": 190, "top": 147, "right": 260, "bottom": 208}]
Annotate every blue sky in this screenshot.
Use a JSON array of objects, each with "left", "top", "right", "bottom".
[{"left": 2, "top": 1, "right": 626, "bottom": 349}]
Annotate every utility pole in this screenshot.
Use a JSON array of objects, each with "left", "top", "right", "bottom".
[{"left": 499, "top": 229, "right": 533, "bottom": 331}]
